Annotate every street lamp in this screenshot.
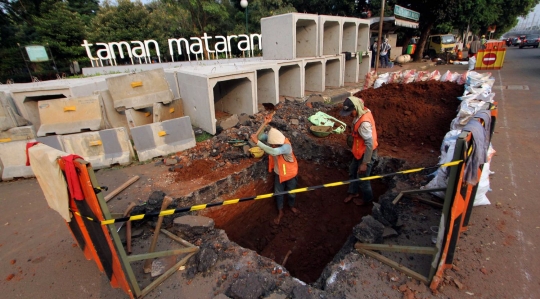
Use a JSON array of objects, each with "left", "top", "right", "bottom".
[{"left": 240, "top": 0, "right": 248, "bottom": 34}]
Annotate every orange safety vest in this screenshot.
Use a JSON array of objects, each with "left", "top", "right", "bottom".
[
  {"left": 351, "top": 111, "right": 378, "bottom": 160},
  {"left": 268, "top": 138, "right": 298, "bottom": 183}
]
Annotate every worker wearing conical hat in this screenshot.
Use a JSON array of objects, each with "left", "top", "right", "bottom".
[
  {"left": 251, "top": 114, "right": 299, "bottom": 225},
  {"left": 341, "top": 96, "right": 378, "bottom": 206}
]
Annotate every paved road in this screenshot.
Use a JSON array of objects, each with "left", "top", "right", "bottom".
[{"left": 0, "top": 46, "right": 539, "bottom": 298}]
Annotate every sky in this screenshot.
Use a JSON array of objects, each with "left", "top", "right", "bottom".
[{"left": 514, "top": 3, "right": 540, "bottom": 29}]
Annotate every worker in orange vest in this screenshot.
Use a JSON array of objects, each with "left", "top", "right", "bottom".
[
  {"left": 341, "top": 97, "right": 379, "bottom": 206},
  {"left": 251, "top": 114, "right": 299, "bottom": 224}
]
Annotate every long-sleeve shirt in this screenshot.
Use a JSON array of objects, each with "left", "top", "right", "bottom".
[
  {"left": 257, "top": 133, "right": 294, "bottom": 174},
  {"left": 353, "top": 117, "right": 375, "bottom": 164}
]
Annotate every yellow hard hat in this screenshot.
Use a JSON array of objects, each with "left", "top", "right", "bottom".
[{"left": 482, "top": 35, "right": 485, "bottom": 38}]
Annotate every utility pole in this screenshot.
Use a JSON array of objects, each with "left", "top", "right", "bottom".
[{"left": 375, "top": 0, "right": 385, "bottom": 73}]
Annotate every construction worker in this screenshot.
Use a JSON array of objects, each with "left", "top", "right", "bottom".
[
  {"left": 371, "top": 37, "right": 378, "bottom": 68},
  {"left": 250, "top": 114, "right": 299, "bottom": 225},
  {"left": 481, "top": 35, "right": 487, "bottom": 46},
  {"left": 341, "top": 97, "right": 378, "bottom": 206}
]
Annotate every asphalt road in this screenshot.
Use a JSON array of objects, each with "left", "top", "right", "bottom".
[{"left": 0, "top": 46, "right": 539, "bottom": 298}]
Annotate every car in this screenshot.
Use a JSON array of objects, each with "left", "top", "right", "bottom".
[
  {"left": 519, "top": 34, "right": 539, "bottom": 48},
  {"left": 512, "top": 37, "right": 521, "bottom": 46}
]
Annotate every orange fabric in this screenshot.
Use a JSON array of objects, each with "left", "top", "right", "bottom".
[
  {"left": 268, "top": 138, "right": 298, "bottom": 183},
  {"left": 351, "top": 111, "right": 378, "bottom": 160}
]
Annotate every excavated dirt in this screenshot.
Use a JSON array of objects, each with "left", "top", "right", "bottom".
[{"left": 116, "top": 80, "right": 464, "bottom": 297}]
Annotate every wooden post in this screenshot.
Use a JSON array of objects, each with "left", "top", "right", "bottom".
[{"left": 105, "top": 176, "right": 140, "bottom": 202}]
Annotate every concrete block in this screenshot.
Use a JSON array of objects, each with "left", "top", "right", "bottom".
[
  {"left": 174, "top": 67, "right": 256, "bottom": 135},
  {"left": 0, "top": 91, "right": 28, "bottom": 131},
  {"left": 0, "top": 140, "right": 35, "bottom": 180},
  {"left": 303, "top": 58, "right": 325, "bottom": 92},
  {"left": 261, "top": 13, "right": 319, "bottom": 60},
  {"left": 278, "top": 63, "right": 304, "bottom": 98},
  {"left": 36, "top": 95, "right": 104, "bottom": 137},
  {"left": 153, "top": 99, "right": 184, "bottom": 123},
  {"left": 96, "top": 90, "right": 129, "bottom": 133},
  {"left": 344, "top": 55, "right": 360, "bottom": 83},
  {"left": 61, "top": 127, "right": 133, "bottom": 169},
  {"left": 106, "top": 69, "right": 173, "bottom": 111},
  {"left": 10, "top": 77, "right": 113, "bottom": 130},
  {"left": 319, "top": 16, "right": 343, "bottom": 56},
  {"left": 131, "top": 116, "right": 196, "bottom": 162},
  {"left": 36, "top": 135, "right": 65, "bottom": 151},
  {"left": 359, "top": 52, "right": 371, "bottom": 80},
  {"left": 0, "top": 126, "right": 36, "bottom": 142},
  {"left": 126, "top": 107, "right": 154, "bottom": 129},
  {"left": 216, "top": 114, "right": 239, "bottom": 130},
  {"left": 324, "top": 55, "right": 344, "bottom": 88},
  {"left": 255, "top": 68, "right": 278, "bottom": 106},
  {"left": 357, "top": 20, "right": 371, "bottom": 53},
  {"left": 342, "top": 18, "right": 359, "bottom": 53}
]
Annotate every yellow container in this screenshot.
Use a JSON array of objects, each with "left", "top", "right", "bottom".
[{"left": 248, "top": 146, "right": 264, "bottom": 158}]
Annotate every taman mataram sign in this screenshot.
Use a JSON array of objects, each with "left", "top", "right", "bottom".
[{"left": 81, "top": 33, "right": 262, "bottom": 64}]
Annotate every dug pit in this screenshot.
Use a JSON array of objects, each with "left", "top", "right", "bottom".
[{"left": 158, "top": 80, "right": 464, "bottom": 285}]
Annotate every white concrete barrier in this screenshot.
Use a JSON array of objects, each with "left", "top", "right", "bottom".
[
  {"left": 106, "top": 69, "right": 173, "bottom": 111},
  {"left": 36, "top": 95, "right": 104, "bottom": 137},
  {"left": 0, "top": 126, "right": 36, "bottom": 143},
  {"left": 37, "top": 135, "right": 65, "bottom": 151},
  {"left": 261, "top": 13, "right": 319, "bottom": 60},
  {"left": 319, "top": 16, "right": 343, "bottom": 56},
  {"left": 0, "top": 140, "right": 35, "bottom": 180},
  {"left": 342, "top": 18, "right": 359, "bottom": 54},
  {"left": 153, "top": 99, "right": 184, "bottom": 123},
  {"left": 131, "top": 116, "right": 196, "bottom": 161},
  {"left": 96, "top": 90, "right": 130, "bottom": 133},
  {"left": 0, "top": 91, "right": 28, "bottom": 131},
  {"left": 61, "top": 127, "right": 134, "bottom": 169},
  {"left": 344, "top": 56, "right": 360, "bottom": 83},
  {"left": 125, "top": 107, "right": 154, "bottom": 129}
]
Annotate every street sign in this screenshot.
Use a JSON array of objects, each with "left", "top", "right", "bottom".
[
  {"left": 482, "top": 53, "right": 497, "bottom": 65},
  {"left": 394, "top": 5, "right": 420, "bottom": 21}
]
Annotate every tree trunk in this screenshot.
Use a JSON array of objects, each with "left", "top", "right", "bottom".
[{"left": 413, "top": 22, "right": 433, "bottom": 61}]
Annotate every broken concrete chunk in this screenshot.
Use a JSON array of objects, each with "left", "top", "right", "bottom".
[
  {"left": 238, "top": 113, "right": 252, "bottom": 126},
  {"left": 290, "top": 119, "right": 299, "bottom": 125},
  {"left": 372, "top": 202, "right": 391, "bottom": 227},
  {"left": 173, "top": 215, "right": 215, "bottom": 238},
  {"left": 227, "top": 273, "right": 275, "bottom": 299},
  {"left": 382, "top": 226, "right": 398, "bottom": 238},
  {"left": 353, "top": 215, "right": 385, "bottom": 244},
  {"left": 151, "top": 256, "right": 177, "bottom": 277},
  {"left": 378, "top": 192, "right": 400, "bottom": 226},
  {"left": 217, "top": 114, "right": 239, "bottom": 131},
  {"left": 164, "top": 158, "right": 177, "bottom": 166},
  {"left": 196, "top": 247, "right": 218, "bottom": 273}
]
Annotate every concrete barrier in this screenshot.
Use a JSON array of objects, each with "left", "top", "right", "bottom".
[
  {"left": 131, "top": 116, "right": 196, "bottom": 161},
  {"left": 0, "top": 126, "right": 36, "bottom": 142},
  {"left": 125, "top": 107, "right": 154, "bottom": 129},
  {"left": 9, "top": 77, "right": 115, "bottom": 130},
  {"left": 153, "top": 99, "right": 184, "bottom": 123},
  {"left": 96, "top": 90, "right": 130, "bottom": 133},
  {"left": 278, "top": 63, "right": 304, "bottom": 98},
  {"left": 0, "top": 139, "right": 35, "bottom": 180},
  {"left": 303, "top": 58, "right": 325, "bottom": 92},
  {"left": 357, "top": 20, "right": 371, "bottom": 54},
  {"left": 174, "top": 66, "right": 256, "bottom": 135},
  {"left": 36, "top": 135, "right": 65, "bottom": 151},
  {"left": 106, "top": 69, "right": 173, "bottom": 111},
  {"left": 36, "top": 95, "right": 104, "bottom": 137},
  {"left": 0, "top": 91, "right": 28, "bottom": 131},
  {"left": 319, "top": 16, "right": 343, "bottom": 56},
  {"left": 61, "top": 127, "right": 134, "bottom": 169},
  {"left": 261, "top": 13, "right": 319, "bottom": 60}
]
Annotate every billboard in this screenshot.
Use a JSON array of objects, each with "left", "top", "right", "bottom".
[{"left": 25, "top": 46, "right": 49, "bottom": 62}]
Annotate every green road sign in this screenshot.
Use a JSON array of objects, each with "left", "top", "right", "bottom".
[
  {"left": 394, "top": 5, "right": 420, "bottom": 22},
  {"left": 25, "top": 46, "right": 49, "bottom": 62}
]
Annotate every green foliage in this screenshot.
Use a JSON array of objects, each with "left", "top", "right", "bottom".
[{"left": 196, "top": 131, "right": 213, "bottom": 143}]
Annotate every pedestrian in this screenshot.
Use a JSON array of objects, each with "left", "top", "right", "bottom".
[
  {"left": 481, "top": 35, "right": 487, "bottom": 46},
  {"left": 468, "top": 36, "right": 482, "bottom": 57},
  {"left": 379, "top": 38, "right": 391, "bottom": 68},
  {"left": 250, "top": 114, "right": 299, "bottom": 225},
  {"left": 341, "top": 97, "right": 378, "bottom": 206},
  {"left": 371, "top": 38, "right": 378, "bottom": 68}
]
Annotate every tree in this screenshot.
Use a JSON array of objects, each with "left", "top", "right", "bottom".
[{"left": 67, "top": 0, "right": 100, "bottom": 25}]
